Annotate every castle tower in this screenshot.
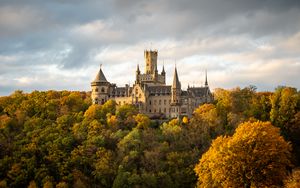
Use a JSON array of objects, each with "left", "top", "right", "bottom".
[
  {"left": 91, "top": 66, "right": 110, "bottom": 105},
  {"left": 144, "top": 50, "right": 157, "bottom": 74},
  {"left": 171, "top": 66, "right": 181, "bottom": 118}
]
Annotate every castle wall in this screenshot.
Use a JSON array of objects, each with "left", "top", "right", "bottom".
[
  {"left": 146, "top": 95, "right": 172, "bottom": 118},
  {"left": 113, "top": 96, "right": 133, "bottom": 105}
]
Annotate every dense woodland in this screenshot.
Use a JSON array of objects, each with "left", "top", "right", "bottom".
[{"left": 0, "top": 86, "right": 300, "bottom": 188}]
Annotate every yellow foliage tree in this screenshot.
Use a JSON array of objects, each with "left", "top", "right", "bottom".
[
  {"left": 193, "top": 104, "right": 221, "bottom": 126},
  {"left": 194, "top": 121, "right": 292, "bottom": 188},
  {"left": 182, "top": 116, "right": 189, "bottom": 124},
  {"left": 134, "top": 114, "right": 151, "bottom": 129},
  {"left": 284, "top": 168, "right": 300, "bottom": 188}
]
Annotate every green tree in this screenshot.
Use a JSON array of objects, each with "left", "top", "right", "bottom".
[{"left": 270, "top": 87, "right": 298, "bottom": 130}]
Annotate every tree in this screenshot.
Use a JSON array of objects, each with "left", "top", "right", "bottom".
[
  {"left": 284, "top": 168, "right": 300, "bottom": 188},
  {"left": 194, "top": 121, "right": 292, "bottom": 188},
  {"left": 192, "top": 104, "right": 223, "bottom": 137},
  {"left": 270, "top": 87, "right": 298, "bottom": 130},
  {"left": 134, "top": 114, "right": 151, "bottom": 129}
]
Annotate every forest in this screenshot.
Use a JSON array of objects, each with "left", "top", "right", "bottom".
[{"left": 0, "top": 86, "right": 300, "bottom": 188}]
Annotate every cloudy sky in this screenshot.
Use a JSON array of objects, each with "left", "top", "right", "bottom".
[{"left": 0, "top": 0, "right": 300, "bottom": 95}]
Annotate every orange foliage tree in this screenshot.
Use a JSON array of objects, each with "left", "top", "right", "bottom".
[{"left": 194, "top": 121, "right": 292, "bottom": 188}]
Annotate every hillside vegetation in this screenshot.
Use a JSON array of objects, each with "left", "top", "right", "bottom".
[{"left": 0, "top": 86, "right": 299, "bottom": 187}]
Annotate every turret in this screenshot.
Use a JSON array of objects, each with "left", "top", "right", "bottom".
[
  {"left": 91, "top": 65, "right": 110, "bottom": 105},
  {"left": 136, "top": 64, "right": 140, "bottom": 84},
  {"left": 154, "top": 62, "right": 158, "bottom": 82}
]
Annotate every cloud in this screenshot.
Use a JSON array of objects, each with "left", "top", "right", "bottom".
[
  {"left": 0, "top": 0, "right": 299, "bottom": 96},
  {"left": 0, "top": 6, "right": 44, "bottom": 37}
]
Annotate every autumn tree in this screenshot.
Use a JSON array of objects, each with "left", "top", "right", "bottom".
[
  {"left": 192, "top": 103, "right": 223, "bottom": 137},
  {"left": 194, "top": 121, "right": 292, "bottom": 188},
  {"left": 270, "top": 87, "right": 299, "bottom": 131},
  {"left": 284, "top": 168, "right": 300, "bottom": 188}
]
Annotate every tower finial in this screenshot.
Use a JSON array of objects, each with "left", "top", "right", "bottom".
[
  {"left": 205, "top": 69, "right": 208, "bottom": 87},
  {"left": 100, "top": 64, "right": 102, "bottom": 69}
]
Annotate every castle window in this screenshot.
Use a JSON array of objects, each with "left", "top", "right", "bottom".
[
  {"left": 95, "top": 88, "right": 98, "bottom": 92},
  {"left": 159, "top": 100, "right": 161, "bottom": 105},
  {"left": 101, "top": 99, "right": 105, "bottom": 104},
  {"left": 149, "top": 109, "right": 151, "bottom": 113},
  {"left": 139, "top": 94, "right": 142, "bottom": 98},
  {"left": 164, "top": 108, "right": 166, "bottom": 113},
  {"left": 149, "top": 100, "right": 152, "bottom": 105},
  {"left": 101, "top": 87, "right": 105, "bottom": 93},
  {"left": 154, "top": 109, "right": 156, "bottom": 113}
]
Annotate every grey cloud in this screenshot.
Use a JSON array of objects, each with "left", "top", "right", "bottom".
[{"left": 0, "top": 0, "right": 299, "bottom": 95}]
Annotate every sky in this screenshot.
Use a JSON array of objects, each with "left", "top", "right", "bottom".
[{"left": 0, "top": 0, "right": 300, "bottom": 96}]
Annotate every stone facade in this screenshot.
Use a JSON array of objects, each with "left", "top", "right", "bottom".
[{"left": 91, "top": 50, "right": 213, "bottom": 118}]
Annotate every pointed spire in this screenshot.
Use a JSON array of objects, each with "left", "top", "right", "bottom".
[
  {"left": 136, "top": 64, "right": 140, "bottom": 73},
  {"left": 172, "top": 66, "right": 181, "bottom": 89},
  {"left": 205, "top": 69, "right": 208, "bottom": 87},
  {"left": 93, "top": 64, "right": 107, "bottom": 82},
  {"left": 161, "top": 62, "right": 165, "bottom": 74}
]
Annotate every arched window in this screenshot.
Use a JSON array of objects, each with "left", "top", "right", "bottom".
[
  {"left": 95, "top": 88, "right": 98, "bottom": 92},
  {"left": 101, "top": 87, "right": 105, "bottom": 93}
]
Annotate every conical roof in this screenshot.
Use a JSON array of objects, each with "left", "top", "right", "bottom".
[
  {"left": 93, "top": 67, "right": 108, "bottom": 82},
  {"left": 162, "top": 64, "right": 165, "bottom": 74},
  {"left": 172, "top": 67, "right": 181, "bottom": 88},
  {"left": 205, "top": 69, "right": 208, "bottom": 86}
]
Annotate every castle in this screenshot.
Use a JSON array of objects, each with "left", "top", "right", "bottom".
[{"left": 91, "top": 50, "right": 213, "bottom": 118}]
